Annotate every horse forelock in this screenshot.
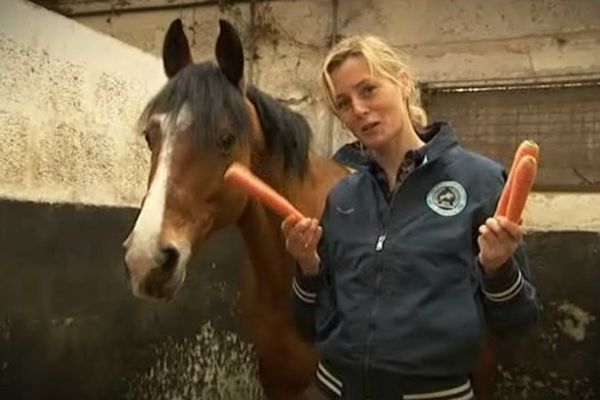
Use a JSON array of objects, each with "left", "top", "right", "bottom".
[
  {"left": 139, "top": 62, "right": 251, "bottom": 146},
  {"left": 139, "top": 62, "right": 312, "bottom": 178}
]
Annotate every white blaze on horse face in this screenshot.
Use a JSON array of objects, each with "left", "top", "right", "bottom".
[
  {"left": 135, "top": 104, "right": 192, "bottom": 250},
  {"left": 125, "top": 113, "right": 173, "bottom": 288},
  {"left": 126, "top": 106, "right": 194, "bottom": 296}
]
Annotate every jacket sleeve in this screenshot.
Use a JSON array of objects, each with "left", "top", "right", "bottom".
[
  {"left": 291, "top": 262, "right": 324, "bottom": 341},
  {"left": 478, "top": 242, "right": 540, "bottom": 334}
]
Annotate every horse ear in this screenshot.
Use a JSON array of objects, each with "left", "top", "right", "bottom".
[
  {"left": 162, "top": 19, "right": 193, "bottom": 79},
  {"left": 215, "top": 19, "right": 244, "bottom": 88}
]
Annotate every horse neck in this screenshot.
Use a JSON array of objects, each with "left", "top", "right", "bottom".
[
  {"left": 252, "top": 151, "right": 348, "bottom": 218},
  {"left": 234, "top": 153, "right": 346, "bottom": 301},
  {"left": 236, "top": 188, "right": 294, "bottom": 302}
]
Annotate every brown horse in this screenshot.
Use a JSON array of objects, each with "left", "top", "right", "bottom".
[
  {"left": 123, "top": 18, "right": 346, "bottom": 399},
  {"left": 123, "top": 18, "right": 496, "bottom": 400}
]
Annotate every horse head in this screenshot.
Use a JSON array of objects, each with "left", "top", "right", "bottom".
[{"left": 123, "top": 19, "right": 262, "bottom": 300}]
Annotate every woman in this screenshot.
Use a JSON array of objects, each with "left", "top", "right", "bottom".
[{"left": 282, "top": 35, "right": 539, "bottom": 400}]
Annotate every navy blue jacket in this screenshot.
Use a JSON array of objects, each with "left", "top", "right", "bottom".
[{"left": 292, "top": 122, "right": 539, "bottom": 398}]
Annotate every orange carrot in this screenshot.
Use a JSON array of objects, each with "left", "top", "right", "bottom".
[
  {"left": 224, "top": 162, "right": 304, "bottom": 219},
  {"left": 495, "top": 140, "right": 539, "bottom": 217},
  {"left": 505, "top": 155, "right": 538, "bottom": 223}
]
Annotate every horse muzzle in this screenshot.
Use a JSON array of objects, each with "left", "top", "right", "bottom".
[{"left": 124, "top": 241, "right": 189, "bottom": 300}]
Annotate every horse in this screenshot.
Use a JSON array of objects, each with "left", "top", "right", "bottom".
[
  {"left": 123, "top": 18, "right": 347, "bottom": 399},
  {"left": 122, "top": 18, "right": 497, "bottom": 400}
]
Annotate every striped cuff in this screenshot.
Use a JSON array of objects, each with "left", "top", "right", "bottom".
[
  {"left": 292, "top": 277, "right": 317, "bottom": 304},
  {"left": 404, "top": 380, "right": 474, "bottom": 400},
  {"left": 315, "top": 362, "right": 343, "bottom": 398},
  {"left": 481, "top": 259, "right": 524, "bottom": 303}
]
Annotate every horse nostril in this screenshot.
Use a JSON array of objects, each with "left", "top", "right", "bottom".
[{"left": 160, "top": 246, "right": 180, "bottom": 272}]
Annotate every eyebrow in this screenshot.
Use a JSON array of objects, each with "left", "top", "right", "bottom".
[{"left": 335, "top": 78, "right": 373, "bottom": 100}]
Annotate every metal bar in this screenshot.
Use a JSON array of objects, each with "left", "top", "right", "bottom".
[
  {"left": 422, "top": 74, "right": 600, "bottom": 94},
  {"left": 32, "top": 0, "right": 271, "bottom": 18}
]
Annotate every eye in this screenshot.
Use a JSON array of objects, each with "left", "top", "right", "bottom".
[
  {"left": 336, "top": 98, "right": 350, "bottom": 112},
  {"left": 217, "top": 132, "right": 236, "bottom": 151},
  {"left": 359, "top": 84, "right": 376, "bottom": 98}
]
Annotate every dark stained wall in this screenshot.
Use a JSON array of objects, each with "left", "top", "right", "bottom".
[
  {"left": 0, "top": 199, "right": 262, "bottom": 400},
  {"left": 0, "top": 199, "right": 598, "bottom": 399}
]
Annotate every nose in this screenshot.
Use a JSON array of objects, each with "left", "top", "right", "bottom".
[
  {"left": 124, "top": 241, "right": 181, "bottom": 288},
  {"left": 157, "top": 245, "right": 180, "bottom": 273},
  {"left": 351, "top": 98, "right": 369, "bottom": 117}
]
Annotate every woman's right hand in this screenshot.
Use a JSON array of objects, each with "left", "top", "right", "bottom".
[{"left": 281, "top": 216, "right": 322, "bottom": 276}]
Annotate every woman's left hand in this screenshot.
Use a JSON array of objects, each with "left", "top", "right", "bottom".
[{"left": 477, "top": 216, "right": 523, "bottom": 274}]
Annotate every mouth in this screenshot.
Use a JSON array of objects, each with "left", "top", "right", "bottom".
[
  {"left": 361, "top": 121, "right": 379, "bottom": 134},
  {"left": 135, "top": 264, "right": 186, "bottom": 301}
]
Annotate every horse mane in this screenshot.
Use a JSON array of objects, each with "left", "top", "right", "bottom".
[
  {"left": 139, "top": 62, "right": 312, "bottom": 177},
  {"left": 246, "top": 86, "right": 312, "bottom": 177}
]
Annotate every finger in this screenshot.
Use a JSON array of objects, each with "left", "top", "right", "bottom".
[
  {"left": 293, "top": 219, "right": 314, "bottom": 245},
  {"left": 305, "top": 225, "right": 322, "bottom": 250},
  {"left": 478, "top": 224, "right": 497, "bottom": 240},
  {"left": 295, "top": 218, "right": 313, "bottom": 234},
  {"left": 479, "top": 224, "right": 503, "bottom": 251},
  {"left": 497, "top": 216, "right": 523, "bottom": 241},
  {"left": 477, "top": 234, "right": 492, "bottom": 258},
  {"left": 302, "top": 219, "right": 319, "bottom": 247},
  {"left": 287, "top": 220, "right": 309, "bottom": 250},
  {"left": 485, "top": 218, "right": 505, "bottom": 236},
  {"left": 281, "top": 215, "right": 300, "bottom": 235},
  {"left": 477, "top": 233, "right": 485, "bottom": 250},
  {"left": 486, "top": 217, "right": 512, "bottom": 244},
  {"left": 477, "top": 232, "right": 496, "bottom": 258}
]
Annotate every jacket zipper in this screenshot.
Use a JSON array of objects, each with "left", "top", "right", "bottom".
[
  {"left": 363, "top": 199, "right": 389, "bottom": 397},
  {"left": 362, "top": 159, "right": 427, "bottom": 395}
]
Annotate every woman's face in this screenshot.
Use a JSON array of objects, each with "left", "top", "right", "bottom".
[{"left": 330, "top": 56, "right": 408, "bottom": 151}]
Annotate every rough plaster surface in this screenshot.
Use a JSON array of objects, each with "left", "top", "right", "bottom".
[
  {"left": 525, "top": 193, "right": 600, "bottom": 232},
  {"left": 67, "top": 0, "right": 600, "bottom": 231},
  {"left": 1, "top": 0, "right": 599, "bottom": 230},
  {"left": 338, "top": 0, "right": 600, "bottom": 82},
  {"left": 0, "top": 0, "right": 165, "bottom": 207}
]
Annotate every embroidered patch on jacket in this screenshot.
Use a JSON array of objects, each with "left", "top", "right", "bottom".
[{"left": 426, "top": 181, "right": 467, "bottom": 216}]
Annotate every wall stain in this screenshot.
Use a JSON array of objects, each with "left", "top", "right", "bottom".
[
  {"left": 124, "top": 322, "right": 265, "bottom": 400},
  {"left": 556, "top": 301, "right": 596, "bottom": 342}
]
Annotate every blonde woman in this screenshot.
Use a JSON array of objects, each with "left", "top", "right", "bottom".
[{"left": 282, "top": 35, "right": 539, "bottom": 400}]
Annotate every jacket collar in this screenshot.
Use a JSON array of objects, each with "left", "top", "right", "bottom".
[{"left": 332, "top": 121, "right": 458, "bottom": 171}]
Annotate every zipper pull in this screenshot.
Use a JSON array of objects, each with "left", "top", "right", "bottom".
[{"left": 375, "top": 234, "right": 386, "bottom": 251}]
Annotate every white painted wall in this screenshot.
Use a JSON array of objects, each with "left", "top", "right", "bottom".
[
  {"left": 0, "top": 0, "right": 164, "bottom": 207},
  {"left": 2, "top": 0, "right": 599, "bottom": 231}
]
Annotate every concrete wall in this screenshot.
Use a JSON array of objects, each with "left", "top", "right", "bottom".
[
  {"left": 0, "top": 0, "right": 163, "bottom": 207},
  {"left": 71, "top": 0, "right": 600, "bottom": 232},
  {"left": 0, "top": 0, "right": 262, "bottom": 398},
  {"left": 0, "top": 0, "right": 599, "bottom": 399},
  {"left": 0, "top": 199, "right": 262, "bottom": 399}
]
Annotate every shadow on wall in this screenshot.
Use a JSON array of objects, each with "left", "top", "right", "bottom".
[
  {"left": 0, "top": 199, "right": 264, "bottom": 400},
  {"left": 0, "top": 199, "right": 598, "bottom": 399}
]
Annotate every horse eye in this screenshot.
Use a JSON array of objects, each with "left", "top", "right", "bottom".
[{"left": 217, "top": 132, "right": 236, "bottom": 151}]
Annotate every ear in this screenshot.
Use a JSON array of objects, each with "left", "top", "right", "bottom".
[
  {"left": 215, "top": 19, "right": 244, "bottom": 88},
  {"left": 398, "top": 71, "right": 411, "bottom": 97},
  {"left": 162, "top": 19, "right": 193, "bottom": 79}
]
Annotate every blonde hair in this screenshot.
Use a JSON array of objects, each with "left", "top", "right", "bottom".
[{"left": 321, "top": 35, "right": 427, "bottom": 129}]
